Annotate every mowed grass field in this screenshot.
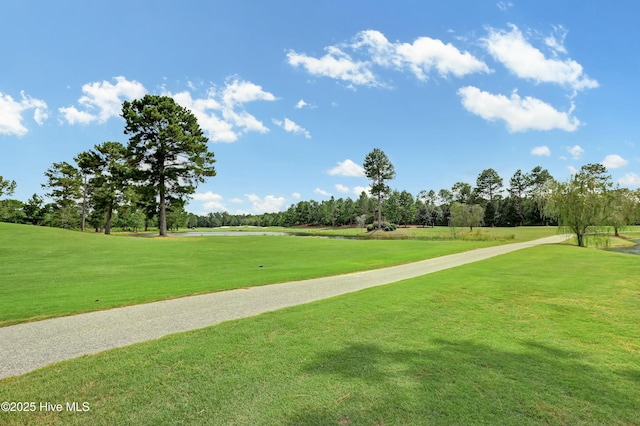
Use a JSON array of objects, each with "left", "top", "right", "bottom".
[
  {"left": 0, "top": 244, "right": 638, "bottom": 425},
  {"left": 0, "top": 222, "right": 543, "bottom": 326}
]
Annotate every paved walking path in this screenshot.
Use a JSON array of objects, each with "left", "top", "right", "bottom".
[{"left": 0, "top": 235, "right": 568, "bottom": 380}]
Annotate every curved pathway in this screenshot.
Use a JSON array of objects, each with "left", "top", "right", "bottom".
[{"left": 0, "top": 235, "right": 568, "bottom": 380}]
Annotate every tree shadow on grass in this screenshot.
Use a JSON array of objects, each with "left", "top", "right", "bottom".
[{"left": 284, "top": 339, "right": 639, "bottom": 425}]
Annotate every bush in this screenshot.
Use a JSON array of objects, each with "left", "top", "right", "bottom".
[{"left": 367, "top": 222, "right": 397, "bottom": 232}]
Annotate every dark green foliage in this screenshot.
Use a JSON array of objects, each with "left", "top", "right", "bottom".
[
  {"left": 123, "top": 95, "right": 216, "bottom": 236},
  {"left": 0, "top": 176, "right": 16, "bottom": 197},
  {"left": 41, "top": 161, "right": 82, "bottom": 229},
  {"left": 363, "top": 148, "right": 395, "bottom": 226},
  {"left": 367, "top": 222, "right": 397, "bottom": 232},
  {"left": 75, "top": 141, "right": 130, "bottom": 234}
]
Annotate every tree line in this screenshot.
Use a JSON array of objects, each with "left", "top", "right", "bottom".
[
  {"left": 0, "top": 95, "right": 216, "bottom": 236},
  {"left": 2, "top": 115, "right": 639, "bottom": 245},
  {"left": 185, "top": 161, "right": 640, "bottom": 247}
]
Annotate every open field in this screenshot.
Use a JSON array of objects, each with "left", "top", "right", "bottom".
[
  {"left": 0, "top": 244, "right": 638, "bottom": 425},
  {"left": 1, "top": 222, "right": 539, "bottom": 326}
]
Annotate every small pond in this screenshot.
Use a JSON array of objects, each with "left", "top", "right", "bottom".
[
  {"left": 173, "top": 231, "right": 358, "bottom": 239},
  {"left": 177, "top": 231, "right": 291, "bottom": 237},
  {"left": 608, "top": 239, "right": 640, "bottom": 255}
]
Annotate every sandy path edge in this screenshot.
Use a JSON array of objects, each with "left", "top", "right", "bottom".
[{"left": 0, "top": 234, "right": 569, "bottom": 380}]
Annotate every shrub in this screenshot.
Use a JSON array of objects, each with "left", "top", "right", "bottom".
[{"left": 367, "top": 222, "right": 397, "bottom": 232}]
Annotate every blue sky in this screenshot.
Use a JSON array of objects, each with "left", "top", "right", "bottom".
[{"left": 1, "top": 1, "right": 638, "bottom": 214}]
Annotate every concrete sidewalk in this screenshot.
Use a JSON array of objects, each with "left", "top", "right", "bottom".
[{"left": 0, "top": 234, "right": 569, "bottom": 380}]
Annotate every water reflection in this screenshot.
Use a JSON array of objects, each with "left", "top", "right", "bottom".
[{"left": 608, "top": 239, "right": 640, "bottom": 255}]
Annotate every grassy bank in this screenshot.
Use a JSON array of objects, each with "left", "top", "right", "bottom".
[
  {"left": 1, "top": 222, "right": 507, "bottom": 326},
  {"left": 1, "top": 244, "right": 638, "bottom": 425}
]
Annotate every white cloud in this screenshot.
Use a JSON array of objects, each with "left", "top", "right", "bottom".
[
  {"left": 497, "top": 1, "right": 513, "bottom": 11},
  {"left": 32, "top": 104, "right": 49, "bottom": 125},
  {"left": 58, "top": 106, "right": 96, "bottom": 125},
  {"left": 568, "top": 165, "right": 579, "bottom": 175},
  {"left": 314, "top": 188, "right": 331, "bottom": 197},
  {"left": 171, "top": 90, "right": 237, "bottom": 142},
  {"left": 245, "top": 194, "right": 286, "bottom": 213},
  {"left": 190, "top": 191, "right": 227, "bottom": 212},
  {"left": 0, "top": 91, "right": 48, "bottom": 136},
  {"left": 567, "top": 145, "right": 585, "bottom": 159},
  {"left": 484, "top": 24, "right": 598, "bottom": 91},
  {"left": 169, "top": 78, "right": 275, "bottom": 143},
  {"left": 287, "top": 29, "right": 489, "bottom": 87},
  {"left": 531, "top": 146, "right": 551, "bottom": 156},
  {"left": 458, "top": 86, "right": 580, "bottom": 132},
  {"left": 335, "top": 184, "right": 350, "bottom": 193},
  {"left": 60, "top": 76, "right": 146, "bottom": 124},
  {"left": 602, "top": 154, "right": 628, "bottom": 169},
  {"left": 223, "top": 108, "right": 270, "bottom": 134},
  {"left": 272, "top": 117, "right": 311, "bottom": 138},
  {"left": 544, "top": 25, "right": 568, "bottom": 55},
  {"left": 618, "top": 173, "right": 640, "bottom": 188},
  {"left": 230, "top": 198, "right": 244, "bottom": 204},
  {"left": 295, "top": 99, "right": 316, "bottom": 109},
  {"left": 287, "top": 46, "right": 380, "bottom": 87},
  {"left": 221, "top": 79, "right": 276, "bottom": 107},
  {"left": 328, "top": 159, "right": 365, "bottom": 177},
  {"left": 356, "top": 30, "right": 490, "bottom": 80},
  {"left": 353, "top": 186, "right": 371, "bottom": 196},
  {"left": 291, "top": 192, "right": 301, "bottom": 199}
]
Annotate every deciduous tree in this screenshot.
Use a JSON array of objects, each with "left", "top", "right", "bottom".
[
  {"left": 545, "top": 163, "right": 612, "bottom": 247},
  {"left": 449, "top": 202, "right": 484, "bottom": 231}
]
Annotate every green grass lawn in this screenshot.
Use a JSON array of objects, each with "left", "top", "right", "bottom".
[
  {"left": 1, "top": 222, "right": 518, "bottom": 326},
  {"left": 0, "top": 244, "right": 638, "bottom": 425}
]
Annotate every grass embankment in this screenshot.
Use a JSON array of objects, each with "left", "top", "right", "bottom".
[
  {"left": 1, "top": 222, "right": 517, "bottom": 326},
  {"left": 1, "top": 245, "right": 638, "bottom": 424}
]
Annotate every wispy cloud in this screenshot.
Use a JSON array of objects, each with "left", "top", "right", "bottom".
[
  {"left": 497, "top": 1, "right": 513, "bottom": 11},
  {"left": 287, "top": 46, "right": 380, "bottom": 88},
  {"left": 295, "top": 99, "right": 315, "bottom": 109},
  {"left": 272, "top": 117, "right": 311, "bottom": 138},
  {"left": 483, "top": 24, "right": 598, "bottom": 91}
]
